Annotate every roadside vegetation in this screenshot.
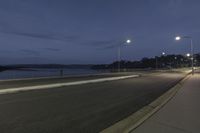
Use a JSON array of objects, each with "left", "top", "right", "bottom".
[{"left": 92, "top": 53, "right": 200, "bottom": 70}]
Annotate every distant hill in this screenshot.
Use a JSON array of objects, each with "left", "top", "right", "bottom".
[
  {"left": 0, "top": 66, "right": 7, "bottom": 72},
  {"left": 3, "top": 64, "right": 94, "bottom": 69}
]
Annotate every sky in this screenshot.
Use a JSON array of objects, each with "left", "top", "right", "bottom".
[{"left": 0, "top": 0, "right": 200, "bottom": 64}]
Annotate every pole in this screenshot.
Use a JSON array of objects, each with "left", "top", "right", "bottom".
[
  {"left": 118, "top": 46, "right": 121, "bottom": 72},
  {"left": 191, "top": 38, "right": 194, "bottom": 74},
  {"left": 155, "top": 56, "right": 158, "bottom": 70}
]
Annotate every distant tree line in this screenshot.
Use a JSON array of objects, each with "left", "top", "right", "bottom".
[
  {"left": 91, "top": 53, "right": 200, "bottom": 70},
  {"left": 0, "top": 64, "right": 93, "bottom": 72}
]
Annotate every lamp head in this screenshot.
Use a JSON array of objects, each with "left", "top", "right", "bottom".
[
  {"left": 175, "top": 36, "right": 181, "bottom": 41},
  {"left": 186, "top": 53, "right": 190, "bottom": 57},
  {"left": 126, "top": 39, "right": 131, "bottom": 44}
]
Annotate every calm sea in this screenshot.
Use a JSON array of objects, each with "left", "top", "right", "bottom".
[{"left": 0, "top": 68, "right": 101, "bottom": 80}]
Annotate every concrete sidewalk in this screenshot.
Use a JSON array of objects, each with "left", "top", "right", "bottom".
[{"left": 131, "top": 73, "right": 200, "bottom": 133}]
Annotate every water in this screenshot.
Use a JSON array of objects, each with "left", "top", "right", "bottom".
[{"left": 0, "top": 68, "right": 100, "bottom": 80}]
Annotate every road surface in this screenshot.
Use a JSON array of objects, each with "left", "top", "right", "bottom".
[{"left": 0, "top": 71, "right": 186, "bottom": 133}]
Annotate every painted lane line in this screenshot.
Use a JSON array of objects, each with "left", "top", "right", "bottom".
[{"left": 0, "top": 75, "right": 139, "bottom": 95}]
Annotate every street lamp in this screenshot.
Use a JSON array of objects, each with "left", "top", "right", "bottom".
[
  {"left": 175, "top": 36, "right": 181, "bottom": 41},
  {"left": 156, "top": 52, "right": 166, "bottom": 70},
  {"left": 174, "top": 56, "right": 177, "bottom": 68},
  {"left": 186, "top": 53, "right": 191, "bottom": 57},
  {"left": 118, "top": 39, "right": 132, "bottom": 72},
  {"left": 162, "top": 52, "right": 166, "bottom": 56},
  {"left": 175, "top": 36, "right": 194, "bottom": 74},
  {"left": 126, "top": 39, "right": 131, "bottom": 44}
]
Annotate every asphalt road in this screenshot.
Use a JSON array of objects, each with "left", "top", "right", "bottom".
[{"left": 0, "top": 72, "right": 186, "bottom": 133}]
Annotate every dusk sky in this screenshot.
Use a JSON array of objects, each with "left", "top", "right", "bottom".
[{"left": 0, "top": 0, "right": 200, "bottom": 64}]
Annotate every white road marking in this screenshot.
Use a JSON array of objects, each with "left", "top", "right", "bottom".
[{"left": 0, "top": 75, "right": 139, "bottom": 95}]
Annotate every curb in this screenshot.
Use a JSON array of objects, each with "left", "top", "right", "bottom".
[
  {"left": 100, "top": 73, "right": 191, "bottom": 133},
  {"left": 0, "top": 75, "right": 139, "bottom": 95}
]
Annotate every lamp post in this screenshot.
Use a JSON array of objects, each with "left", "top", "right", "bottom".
[
  {"left": 156, "top": 52, "right": 166, "bottom": 70},
  {"left": 161, "top": 52, "right": 166, "bottom": 68},
  {"left": 174, "top": 56, "right": 177, "bottom": 68},
  {"left": 175, "top": 36, "right": 194, "bottom": 74},
  {"left": 186, "top": 53, "right": 191, "bottom": 68},
  {"left": 118, "top": 39, "right": 131, "bottom": 72}
]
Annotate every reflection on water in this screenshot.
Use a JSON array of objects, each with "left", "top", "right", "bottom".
[{"left": 0, "top": 68, "right": 100, "bottom": 80}]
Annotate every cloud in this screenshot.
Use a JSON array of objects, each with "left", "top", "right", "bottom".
[
  {"left": 86, "top": 40, "right": 116, "bottom": 46},
  {"left": 81, "top": 39, "right": 120, "bottom": 49},
  {"left": 44, "top": 48, "right": 61, "bottom": 52},
  {"left": 0, "top": 30, "right": 80, "bottom": 43},
  {"left": 20, "top": 49, "right": 40, "bottom": 56},
  {"left": 98, "top": 44, "right": 118, "bottom": 50}
]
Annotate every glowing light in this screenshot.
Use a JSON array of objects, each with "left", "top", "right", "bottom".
[
  {"left": 175, "top": 36, "right": 181, "bottom": 41},
  {"left": 186, "top": 53, "right": 190, "bottom": 57},
  {"left": 126, "top": 39, "right": 131, "bottom": 44}
]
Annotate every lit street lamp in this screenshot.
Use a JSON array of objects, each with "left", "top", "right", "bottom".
[
  {"left": 162, "top": 52, "right": 166, "bottom": 56},
  {"left": 175, "top": 36, "right": 181, "bottom": 41},
  {"left": 118, "top": 39, "right": 131, "bottom": 72},
  {"left": 175, "top": 36, "right": 194, "bottom": 74},
  {"left": 186, "top": 53, "right": 191, "bottom": 57},
  {"left": 174, "top": 56, "right": 178, "bottom": 68},
  {"left": 156, "top": 52, "right": 166, "bottom": 70},
  {"left": 126, "top": 39, "right": 131, "bottom": 44}
]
